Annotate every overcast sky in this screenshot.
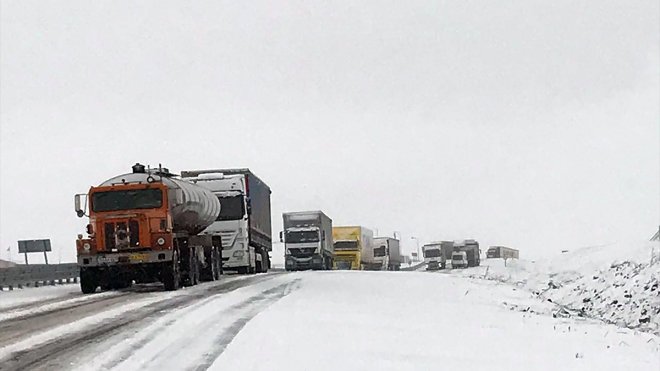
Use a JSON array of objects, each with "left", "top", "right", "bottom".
[{"left": 1, "top": 0, "right": 658, "bottom": 263}]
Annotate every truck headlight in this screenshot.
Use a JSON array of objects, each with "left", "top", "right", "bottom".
[
  {"left": 157, "top": 237, "right": 165, "bottom": 246},
  {"left": 83, "top": 243, "right": 91, "bottom": 251},
  {"left": 233, "top": 251, "right": 245, "bottom": 258}
]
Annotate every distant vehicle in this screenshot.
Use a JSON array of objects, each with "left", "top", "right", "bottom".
[
  {"left": 182, "top": 168, "right": 272, "bottom": 274},
  {"left": 486, "top": 246, "right": 519, "bottom": 260},
  {"left": 369, "top": 237, "right": 402, "bottom": 271},
  {"left": 281, "top": 211, "right": 333, "bottom": 271},
  {"left": 74, "top": 164, "right": 222, "bottom": 293},
  {"left": 451, "top": 250, "right": 468, "bottom": 268},
  {"left": 422, "top": 243, "right": 445, "bottom": 270},
  {"left": 333, "top": 226, "right": 373, "bottom": 270},
  {"left": 453, "top": 239, "right": 481, "bottom": 268}
]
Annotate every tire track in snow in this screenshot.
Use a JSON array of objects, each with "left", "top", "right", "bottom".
[
  {"left": 0, "top": 273, "right": 283, "bottom": 371},
  {"left": 98, "top": 277, "right": 302, "bottom": 371},
  {"left": 194, "top": 278, "right": 302, "bottom": 371}
]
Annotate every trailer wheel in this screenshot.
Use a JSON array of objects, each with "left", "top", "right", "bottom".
[
  {"left": 80, "top": 268, "right": 98, "bottom": 294},
  {"left": 260, "top": 252, "right": 269, "bottom": 273},
  {"left": 191, "top": 253, "right": 200, "bottom": 285},
  {"left": 212, "top": 248, "right": 221, "bottom": 280},
  {"left": 163, "top": 250, "right": 181, "bottom": 291}
]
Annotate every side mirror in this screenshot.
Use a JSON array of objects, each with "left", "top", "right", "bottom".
[
  {"left": 74, "top": 194, "right": 88, "bottom": 218},
  {"left": 246, "top": 197, "right": 252, "bottom": 215},
  {"left": 279, "top": 231, "right": 284, "bottom": 243}
]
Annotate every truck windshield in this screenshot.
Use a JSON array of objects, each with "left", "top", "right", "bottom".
[
  {"left": 217, "top": 195, "right": 245, "bottom": 221},
  {"left": 452, "top": 255, "right": 464, "bottom": 260},
  {"left": 424, "top": 249, "right": 441, "bottom": 258},
  {"left": 334, "top": 241, "right": 358, "bottom": 250},
  {"left": 92, "top": 189, "right": 162, "bottom": 212},
  {"left": 373, "top": 246, "right": 387, "bottom": 257},
  {"left": 285, "top": 230, "right": 319, "bottom": 243}
]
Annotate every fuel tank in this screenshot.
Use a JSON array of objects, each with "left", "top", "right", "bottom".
[{"left": 99, "top": 171, "right": 221, "bottom": 235}]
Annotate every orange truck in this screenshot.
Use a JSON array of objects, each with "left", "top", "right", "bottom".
[{"left": 74, "top": 164, "right": 222, "bottom": 293}]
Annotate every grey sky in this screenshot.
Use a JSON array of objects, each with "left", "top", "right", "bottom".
[{"left": 1, "top": 0, "right": 658, "bottom": 263}]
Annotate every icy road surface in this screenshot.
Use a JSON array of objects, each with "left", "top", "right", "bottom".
[{"left": 0, "top": 271, "right": 658, "bottom": 371}]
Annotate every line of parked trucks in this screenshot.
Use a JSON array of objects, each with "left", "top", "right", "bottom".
[
  {"left": 422, "top": 240, "right": 519, "bottom": 271},
  {"left": 73, "top": 164, "right": 403, "bottom": 293},
  {"left": 280, "top": 216, "right": 402, "bottom": 272}
]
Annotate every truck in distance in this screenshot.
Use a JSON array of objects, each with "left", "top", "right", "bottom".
[
  {"left": 332, "top": 226, "right": 373, "bottom": 270},
  {"left": 423, "top": 241, "right": 454, "bottom": 270},
  {"left": 370, "top": 237, "right": 402, "bottom": 271},
  {"left": 423, "top": 243, "right": 444, "bottom": 270},
  {"left": 451, "top": 250, "right": 468, "bottom": 268},
  {"left": 452, "top": 239, "right": 481, "bottom": 268},
  {"left": 487, "top": 246, "right": 519, "bottom": 259},
  {"left": 74, "top": 164, "right": 222, "bottom": 293},
  {"left": 281, "top": 211, "right": 333, "bottom": 271},
  {"left": 181, "top": 168, "right": 272, "bottom": 274}
]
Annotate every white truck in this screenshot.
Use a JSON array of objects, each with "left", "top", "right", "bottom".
[
  {"left": 451, "top": 250, "right": 468, "bottom": 268},
  {"left": 181, "top": 169, "right": 272, "bottom": 274},
  {"left": 369, "top": 237, "right": 402, "bottom": 271},
  {"left": 423, "top": 243, "right": 444, "bottom": 271},
  {"left": 281, "top": 211, "right": 333, "bottom": 271}
]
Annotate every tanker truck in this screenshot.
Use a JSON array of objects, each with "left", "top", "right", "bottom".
[
  {"left": 74, "top": 164, "right": 222, "bottom": 293},
  {"left": 181, "top": 168, "right": 272, "bottom": 274}
]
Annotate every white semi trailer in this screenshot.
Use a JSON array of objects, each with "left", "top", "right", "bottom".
[
  {"left": 181, "top": 169, "right": 272, "bottom": 274},
  {"left": 370, "top": 237, "right": 402, "bottom": 271}
]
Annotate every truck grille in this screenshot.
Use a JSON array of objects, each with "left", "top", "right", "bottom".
[
  {"left": 288, "top": 248, "right": 315, "bottom": 258},
  {"left": 219, "top": 230, "right": 238, "bottom": 249},
  {"left": 103, "top": 221, "right": 140, "bottom": 250}
]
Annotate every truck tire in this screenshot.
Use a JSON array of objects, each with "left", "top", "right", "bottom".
[
  {"left": 212, "top": 248, "right": 221, "bottom": 280},
  {"left": 261, "top": 252, "right": 269, "bottom": 273},
  {"left": 80, "top": 268, "right": 98, "bottom": 294},
  {"left": 191, "top": 253, "right": 200, "bottom": 285},
  {"left": 163, "top": 250, "right": 181, "bottom": 291}
]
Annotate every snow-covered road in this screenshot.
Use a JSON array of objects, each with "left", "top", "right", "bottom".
[{"left": 0, "top": 270, "right": 658, "bottom": 371}]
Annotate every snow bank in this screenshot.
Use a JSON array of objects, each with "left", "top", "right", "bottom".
[
  {"left": 456, "top": 240, "right": 660, "bottom": 335},
  {"left": 212, "top": 271, "right": 659, "bottom": 371}
]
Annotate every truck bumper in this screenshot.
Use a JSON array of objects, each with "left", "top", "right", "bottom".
[
  {"left": 333, "top": 251, "right": 360, "bottom": 270},
  {"left": 285, "top": 255, "right": 324, "bottom": 271},
  {"left": 78, "top": 251, "right": 173, "bottom": 267}
]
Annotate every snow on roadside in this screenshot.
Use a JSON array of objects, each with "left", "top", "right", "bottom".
[
  {"left": 0, "top": 284, "right": 80, "bottom": 310},
  {"left": 211, "top": 271, "right": 659, "bottom": 371},
  {"left": 452, "top": 240, "right": 660, "bottom": 335},
  {"left": 0, "top": 290, "right": 124, "bottom": 322}
]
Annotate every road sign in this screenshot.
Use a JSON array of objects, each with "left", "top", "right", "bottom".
[{"left": 18, "top": 239, "right": 52, "bottom": 253}]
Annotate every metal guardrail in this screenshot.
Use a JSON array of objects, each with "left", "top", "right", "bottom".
[
  {"left": 401, "top": 262, "right": 427, "bottom": 271},
  {"left": 0, "top": 263, "right": 79, "bottom": 291}
]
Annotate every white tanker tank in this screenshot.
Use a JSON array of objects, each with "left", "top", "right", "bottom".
[{"left": 100, "top": 167, "right": 220, "bottom": 235}]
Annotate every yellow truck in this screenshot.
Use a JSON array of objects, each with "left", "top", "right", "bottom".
[{"left": 332, "top": 226, "right": 373, "bottom": 270}]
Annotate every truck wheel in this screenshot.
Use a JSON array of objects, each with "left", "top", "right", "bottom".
[
  {"left": 191, "top": 253, "right": 200, "bottom": 285},
  {"left": 212, "top": 248, "right": 221, "bottom": 280},
  {"left": 80, "top": 268, "right": 98, "bottom": 294},
  {"left": 163, "top": 251, "right": 181, "bottom": 291},
  {"left": 255, "top": 260, "right": 262, "bottom": 274},
  {"left": 261, "top": 252, "right": 269, "bottom": 273}
]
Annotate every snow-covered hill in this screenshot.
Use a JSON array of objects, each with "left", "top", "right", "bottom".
[{"left": 451, "top": 240, "right": 660, "bottom": 335}]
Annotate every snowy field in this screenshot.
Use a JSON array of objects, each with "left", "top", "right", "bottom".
[
  {"left": 0, "top": 243, "right": 659, "bottom": 371},
  {"left": 448, "top": 240, "right": 660, "bottom": 336}
]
